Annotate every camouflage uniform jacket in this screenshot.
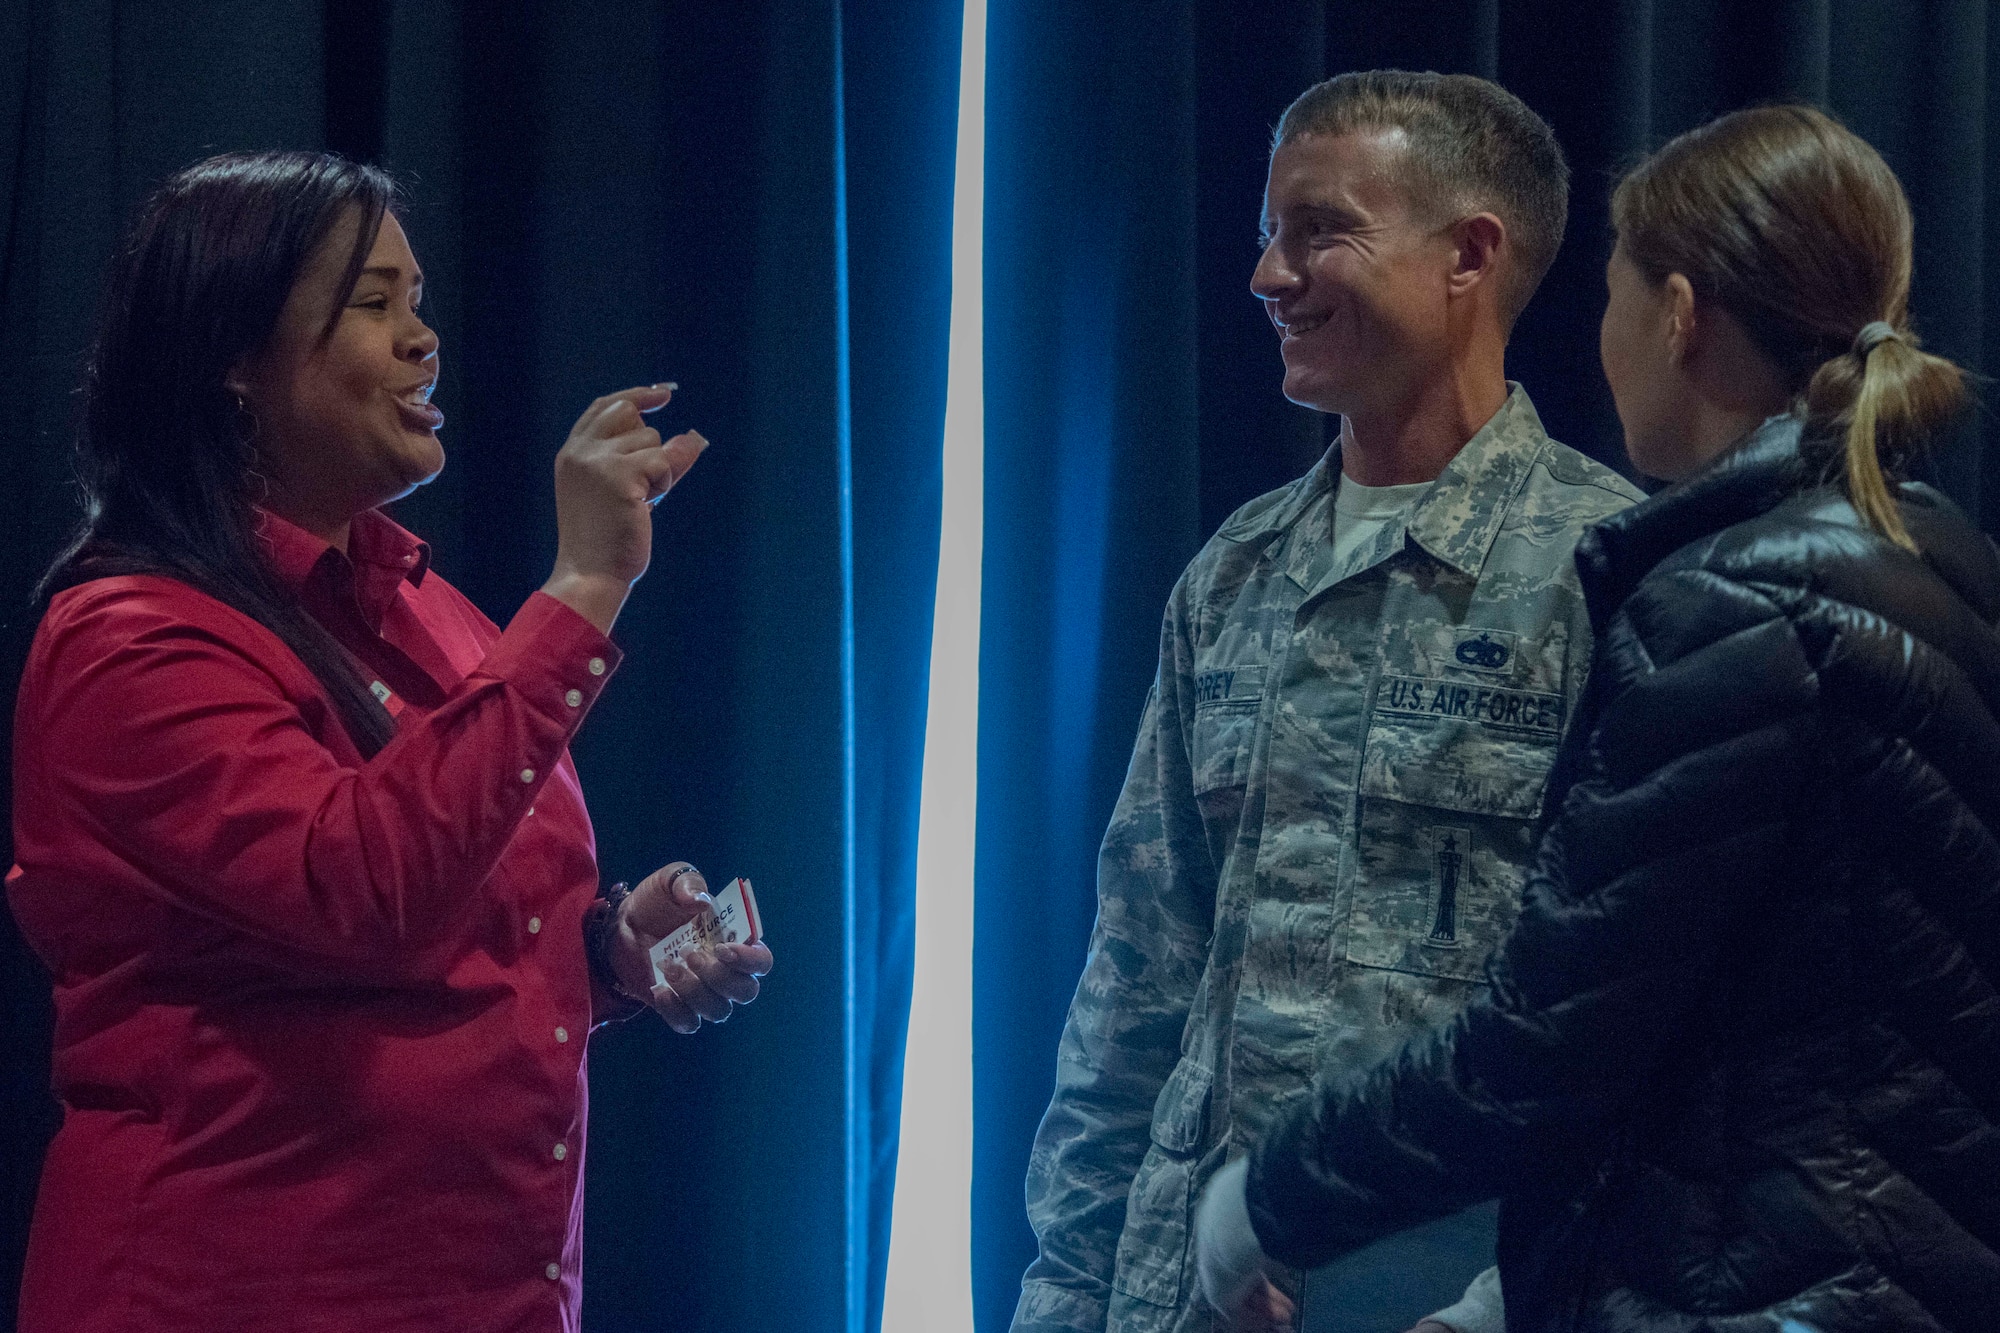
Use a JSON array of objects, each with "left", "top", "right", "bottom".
[{"left": 1012, "top": 387, "right": 1643, "bottom": 1333}]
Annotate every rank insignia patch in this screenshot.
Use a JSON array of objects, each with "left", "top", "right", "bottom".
[{"left": 1452, "top": 628, "right": 1518, "bottom": 673}]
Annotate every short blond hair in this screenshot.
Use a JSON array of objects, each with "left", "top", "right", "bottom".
[{"left": 1277, "top": 70, "right": 1568, "bottom": 325}]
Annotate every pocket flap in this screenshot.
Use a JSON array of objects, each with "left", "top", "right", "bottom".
[
  {"left": 1359, "top": 724, "right": 1555, "bottom": 819},
  {"left": 1190, "top": 664, "right": 1265, "bottom": 796},
  {"left": 1363, "top": 618, "right": 1569, "bottom": 820},
  {"left": 1148, "top": 1059, "right": 1212, "bottom": 1153}
]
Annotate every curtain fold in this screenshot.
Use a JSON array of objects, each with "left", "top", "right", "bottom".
[
  {"left": 839, "top": 0, "right": 960, "bottom": 1322},
  {"left": 0, "top": 4, "right": 954, "bottom": 1330},
  {"left": 973, "top": 2, "right": 2000, "bottom": 1328}
]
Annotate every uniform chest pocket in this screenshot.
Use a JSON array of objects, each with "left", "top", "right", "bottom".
[
  {"left": 1189, "top": 664, "right": 1266, "bottom": 797},
  {"left": 1346, "top": 621, "right": 1566, "bottom": 983}
]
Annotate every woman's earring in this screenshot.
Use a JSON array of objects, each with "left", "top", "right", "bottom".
[
  {"left": 231, "top": 387, "right": 268, "bottom": 444},
  {"left": 234, "top": 396, "right": 275, "bottom": 503},
  {"left": 244, "top": 449, "right": 273, "bottom": 504}
]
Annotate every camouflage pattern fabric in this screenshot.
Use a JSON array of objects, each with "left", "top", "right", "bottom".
[{"left": 1012, "top": 387, "right": 1643, "bottom": 1333}]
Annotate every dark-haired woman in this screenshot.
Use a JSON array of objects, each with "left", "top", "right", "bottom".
[
  {"left": 1193, "top": 107, "right": 2000, "bottom": 1331},
  {"left": 7, "top": 151, "right": 772, "bottom": 1332}
]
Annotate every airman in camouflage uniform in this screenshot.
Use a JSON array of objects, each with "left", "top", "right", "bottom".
[
  {"left": 1012, "top": 71, "right": 1646, "bottom": 1333},
  {"left": 1013, "top": 388, "right": 1641, "bottom": 1333}
]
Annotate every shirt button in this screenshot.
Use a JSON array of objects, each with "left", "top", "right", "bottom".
[
  {"left": 587, "top": 657, "right": 607, "bottom": 676},
  {"left": 565, "top": 689, "right": 583, "bottom": 708},
  {"left": 527, "top": 806, "right": 536, "bottom": 817},
  {"left": 555, "top": 1026, "right": 569, "bottom": 1044},
  {"left": 545, "top": 1262, "right": 561, "bottom": 1281},
  {"left": 553, "top": 1142, "right": 568, "bottom": 1161},
  {"left": 520, "top": 768, "right": 536, "bottom": 783},
  {"left": 528, "top": 916, "right": 542, "bottom": 934}
]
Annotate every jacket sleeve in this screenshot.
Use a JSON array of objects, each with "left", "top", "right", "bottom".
[
  {"left": 17, "top": 584, "right": 617, "bottom": 979},
  {"left": 1014, "top": 580, "right": 1219, "bottom": 1333},
  {"left": 1244, "top": 570, "right": 1826, "bottom": 1268}
]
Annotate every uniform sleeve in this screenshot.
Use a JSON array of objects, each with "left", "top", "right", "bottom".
[
  {"left": 1242, "top": 571, "right": 1825, "bottom": 1268},
  {"left": 20, "top": 587, "right": 618, "bottom": 978},
  {"left": 1014, "top": 581, "right": 1219, "bottom": 1333}
]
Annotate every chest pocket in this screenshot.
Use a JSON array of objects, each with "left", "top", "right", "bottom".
[
  {"left": 1346, "top": 620, "right": 1567, "bottom": 983},
  {"left": 1188, "top": 664, "right": 1266, "bottom": 796}
]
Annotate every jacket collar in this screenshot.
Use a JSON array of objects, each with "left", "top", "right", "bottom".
[{"left": 1572, "top": 413, "right": 1807, "bottom": 631}]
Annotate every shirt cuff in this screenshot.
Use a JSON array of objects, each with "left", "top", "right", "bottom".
[
  {"left": 1426, "top": 1265, "right": 1503, "bottom": 1333},
  {"left": 584, "top": 894, "right": 648, "bottom": 1027},
  {"left": 476, "top": 591, "right": 622, "bottom": 732},
  {"left": 1193, "top": 1156, "right": 1271, "bottom": 1316}
]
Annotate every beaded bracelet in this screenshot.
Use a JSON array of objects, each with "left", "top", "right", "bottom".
[{"left": 584, "top": 880, "right": 649, "bottom": 1014}]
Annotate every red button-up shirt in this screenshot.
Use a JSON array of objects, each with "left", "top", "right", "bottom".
[{"left": 8, "top": 510, "right": 624, "bottom": 1332}]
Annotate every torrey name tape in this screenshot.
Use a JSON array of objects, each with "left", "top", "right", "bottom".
[{"left": 648, "top": 877, "right": 762, "bottom": 988}]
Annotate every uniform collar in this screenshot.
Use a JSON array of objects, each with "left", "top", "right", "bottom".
[
  {"left": 1231, "top": 383, "right": 1551, "bottom": 587},
  {"left": 258, "top": 508, "right": 432, "bottom": 629},
  {"left": 1397, "top": 384, "right": 1550, "bottom": 579},
  {"left": 1216, "top": 448, "right": 1338, "bottom": 546}
]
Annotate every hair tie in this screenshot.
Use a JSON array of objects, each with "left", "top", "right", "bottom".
[{"left": 1853, "top": 321, "right": 1899, "bottom": 358}]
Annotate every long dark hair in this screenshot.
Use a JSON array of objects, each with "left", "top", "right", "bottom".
[
  {"left": 1612, "top": 106, "right": 1966, "bottom": 551},
  {"left": 42, "top": 150, "right": 399, "bottom": 755}
]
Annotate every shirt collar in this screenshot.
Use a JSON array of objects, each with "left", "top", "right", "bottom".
[
  {"left": 347, "top": 508, "right": 433, "bottom": 588},
  {"left": 258, "top": 508, "right": 432, "bottom": 622}
]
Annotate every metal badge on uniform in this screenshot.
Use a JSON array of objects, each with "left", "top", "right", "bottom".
[{"left": 1451, "top": 628, "right": 1519, "bottom": 675}]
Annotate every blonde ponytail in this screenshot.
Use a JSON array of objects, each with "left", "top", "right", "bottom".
[
  {"left": 1805, "top": 321, "right": 1966, "bottom": 554},
  {"left": 1613, "top": 106, "right": 1971, "bottom": 554}
]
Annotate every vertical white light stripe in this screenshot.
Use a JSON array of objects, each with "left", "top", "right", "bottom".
[{"left": 882, "top": 0, "right": 985, "bottom": 1328}]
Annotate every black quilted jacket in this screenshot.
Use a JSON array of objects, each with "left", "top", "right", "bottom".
[{"left": 1244, "top": 415, "right": 2000, "bottom": 1330}]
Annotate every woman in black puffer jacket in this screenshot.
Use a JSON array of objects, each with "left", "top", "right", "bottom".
[{"left": 1194, "top": 106, "right": 2000, "bottom": 1331}]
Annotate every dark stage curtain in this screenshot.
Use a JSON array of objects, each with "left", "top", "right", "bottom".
[
  {"left": 0, "top": 3, "right": 956, "bottom": 1331},
  {"left": 973, "top": 0, "right": 2000, "bottom": 1327}
]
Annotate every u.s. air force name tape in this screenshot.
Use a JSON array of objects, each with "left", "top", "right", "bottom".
[{"left": 1375, "top": 673, "right": 1562, "bottom": 735}]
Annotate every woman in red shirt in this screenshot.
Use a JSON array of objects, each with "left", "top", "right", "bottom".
[{"left": 7, "top": 151, "right": 773, "bottom": 1332}]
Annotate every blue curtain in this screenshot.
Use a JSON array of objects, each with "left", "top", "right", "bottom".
[
  {"left": 972, "top": 1, "right": 1211, "bottom": 1323},
  {"left": 0, "top": 4, "right": 957, "bottom": 1330},
  {"left": 971, "top": 2, "right": 2000, "bottom": 1329}
]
